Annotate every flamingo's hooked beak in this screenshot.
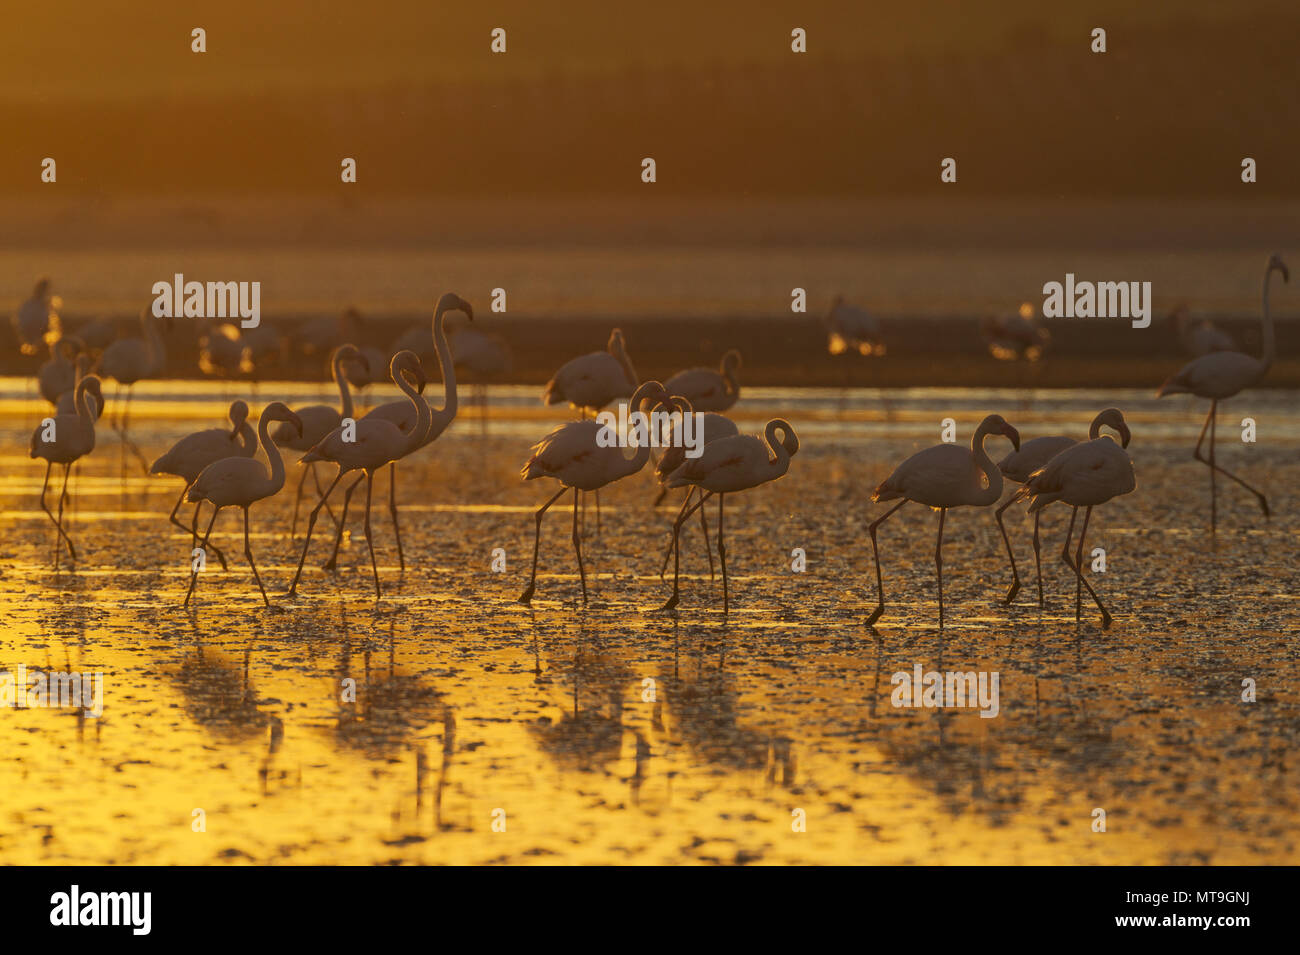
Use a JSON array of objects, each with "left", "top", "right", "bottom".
[
  {"left": 1002, "top": 422, "right": 1021, "bottom": 451},
  {"left": 415, "top": 368, "right": 428, "bottom": 394},
  {"left": 1118, "top": 421, "right": 1132, "bottom": 449},
  {"left": 288, "top": 411, "right": 304, "bottom": 437},
  {"left": 459, "top": 297, "right": 474, "bottom": 322}
]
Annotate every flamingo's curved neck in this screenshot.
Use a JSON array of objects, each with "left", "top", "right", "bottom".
[
  {"left": 259, "top": 415, "right": 287, "bottom": 493},
  {"left": 429, "top": 303, "right": 458, "bottom": 427},
  {"left": 235, "top": 416, "right": 257, "bottom": 454},
  {"left": 333, "top": 351, "right": 355, "bottom": 420},
  {"left": 971, "top": 425, "right": 1004, "bottom": 504},
  {"left": 764, "top": 420, "right": 795, "bottom": 477},
  {"left": 1261, "top": 266, "right": 1278, "bottom": 370},
  {"left": 74, "top": 380, "right": 95, "bottom": 427},
  {"left": 399, "top": 365, "right": 432, "bottom": 455}
]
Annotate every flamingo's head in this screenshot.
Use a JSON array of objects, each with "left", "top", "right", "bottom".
[
  {"left": 334, "top": 343, "right": 368, "bottom": 372},
  {"left": 721, "top": 349, "right": 743, "bottom": 374},
  {"left": 228, "top": 399, "right": 250, "bottom": 435},
  {"left": 608, "top": 328, "right": 627, "bottom": 355},
  {"left": 630, "top": 379, "right": 669, "bottom": 415},
  {"left": 436, "top": 292, "right": 473, "bottom": 322},
  {"left": 772, "top": 418, "right": 800, "bottom": 457},
  {"left": 265, "top": 401, "right": 303, "bottom": 437},
  {"left": 391, "top": 350, "right": 428, "bottom": 394},
  {"left": 80, "top": 375, "right": 104, "bottom": 408},
  {"left": 1095, "top": 408, "right": 1131, "bottom": 448},
  {"left": 983, "top": 414, "right": 1020, "bottom": 451},
  {"left": 1268, "top": 254, "right": 1290, "bottom": 283}
]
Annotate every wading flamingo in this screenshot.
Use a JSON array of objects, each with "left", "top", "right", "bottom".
[
  {"left": 518, "top": 380, "right": 670, "bottom": 606},
  {"left": 865, "top": 414, "right": 1020, "bottom": 628},
  {"left": 995, "top": 408, "right": 1131, "bottom": 606},
  {"left": 13, "top": 278, "right": 59, "bottom": 356},
  {"left": 1172, "top": 304, "right": 1236, "bottom": 357},
  {"left": 183, "top": 402, "right": 304, "bottom": 608},
  {"left": 663, "top": 350, "right": 742, "bottom": 413},
  {"left": 150, "top": 400, "right": 258, "bottom": 569},
  {"left": 660, "top": 417, "right": 799, "bottom": 613},
  {"left": 450, "top": 323, "right": 512, "bottom": 431},
  {"left": 28, "top": 375, "right": 103, "bottom": 569},
  {"left": 56, "top": 355, "right": 102, "bottom": 418},
  {"left": 100, "top": 308, "right": 169, "bottom": 471},
  {"left": 271, "top": 344, "right": 367, "bottom": 535},
  {"left": 652, "top": 395, "right": 739, "bottom": 576},
  {"left": 287, "top": 351, "right": 431, "bottom": 599},
  {"left": 37, "top": 337, "right": 82, "bottom": 407},
  {"left": 543, "top": 328, "right": 640, "bottom": 532},
  {"left": 324, "top": 293, "right": 472, "bottom": 572},
  {"left": 1014, "top": 430, "right": 1137, "bottom": 627},
  {"left": 825, "top": 296, "right": 886, "bottom": 357},
  {"left": 1158, "top": 254, "right": 1288, "bottom": 532}
]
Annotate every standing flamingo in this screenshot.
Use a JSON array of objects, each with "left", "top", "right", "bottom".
[
  {"left": 28, "top": 375, "right": 103, "bottom": 568},
  {"left": 56, "top": 355, "right": 102, "bottom": 418},
  {"left": 37, "top": 337, "right": 82, "bottom": 407},
  {"left": 323, "top": 293, "right": 472, "bottom": 572},
  {"left": 865, "top": 414, "right": 1020, "bottom": 628},
  {"left": 1014, "top": 430, "right": 1137, "bottom": 627},
  {"left": 518, "top": 380, "right": 670, "bottom": 606},
  {"left": 652, "top": 395, "right": 739, "bottom": 576},
  {"left": 150, "top": 400, "right": 258, "bottom": 569},
  {"left": 271, "top": 344, "right": 367, "bottom": 535},
  {"left": 995, "top": 408, "right": 1131, "bottom": 606},
  {"left": 13, "top": 278, "right": 59, "bottom": 356},
  {"left": 1158, "top": 254, "right": 1288, "bottom": 532},
  {"left": 287, "top": 351, "right": 431, "bottom": 599},
  {"left": 99, "top": 308, "right": 169, "bottom": 471},
  {"left": 663, "top": 350, "right": 742, "bottom": 413},
  {"left": 543, "top": 328, "right": 640, "bottom": 532},
  {"left": 183, "top": 402, "right": 304, "bottom": 608},
  {"left": 1172, "top": 303, "right": 1236, "bottom": 357},
  {"left": 660, "top": 417, "right": 799, "bottom": 613}
]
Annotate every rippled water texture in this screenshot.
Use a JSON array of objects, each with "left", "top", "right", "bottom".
[{"left": 0, "top": 383, "right": 1296, "bottom": 864}]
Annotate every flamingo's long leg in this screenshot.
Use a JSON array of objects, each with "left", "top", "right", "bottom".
[
  {"left": 994, "top": 496, "right": 1022, "bottom": 604},
  {"left": 699, "top": 489, "right": 715, "bottom": 581},
  {"left": 243, "top": 506, "right": 270, "bottom": 606},
  {"left": 594, "top": 488, "right": 601, "bottom": 535},
  {"left": 38, "top": 460, "right": 78, "bottom": 560},
  {"left": 1193, "top": 398, "right": 1268, "bottom": 522},
  {"left": 1072, "top": 506, "right": 1111, "bottom": 627},
  {"left": 571, "top": 486, "right": 588, "bottom": 604},
  {"left": 289, "top": 464, "right": 309, "bottom": 537},
  {"left": 121, "top": 386, "right": 149, "bottom": 473},
  {"left": 1032, "top": 511, "right": 1043, "bottom": 608},
  {"left": 288, "top": 469, "right": 345, "bottom": 597},
  {"left": 53, "top": 463, "right": 73, "bottom": 570},
  {"left": 864, "top": 500, "right": 906, "bottom": 627},
  {"left": 935, "top": 507, "right": 946, "bottom": 629},
  {"left": 717, "top": 493, "right": 728, "bottom": 613},
  {"left": 363, "top": 471, "right": 381, "bottom": 598},
  {"left": 660, "top": 490, "right": 713, "bottom": 611},
  {"left": 658, "top": 488, "right": 694, "bottom": 579},
  {"left": 324, "top": 473, "right": 365, "bottom": 570},
  {"left": 309, "top": 463, "right": 342, "bottom": 532},
  {"left": 1060, "top": 506, "right": 1107, "bottom": 624},
  {"left": 388, "top": 462, "right": 405, "bottom": 571},
  {"left": 185, "top": 506, "right": 222, "bottom": 607},
  {"left": 518, "top": 485, "right": 567, "bottom": 605}
]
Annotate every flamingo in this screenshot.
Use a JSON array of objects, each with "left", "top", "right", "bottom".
[
  {"left": 271, "top": 343, "right": 367, "bottom": 535},
  {"left": 198, "top": 321, "right": 253, "bottom": 386},
  {"left": 543, "top": 328, "right": 640, "bottom": 532},
  {"left": 1158, "top": 254, "right": 1288, "bottom": 532},
  {"left": 28, "top": 375, "right": 103, "bottom": 569},
  {"left": 660, "top": 417, "right": 799, "bottom": 613},
  {"left": 663, "top": 349, "right": 742, "bottom": 413},
  {"left": 1014, "top": 429, "right": 1137, "bottom": 627},
  {"left": 865, "top": 414, "right": 1020, "bottom": 628},
  {"left": 13, "top": 278, "right": 59, "bottom": 356},
  {"left": 995, "top": 408, "right": 1131, "bottom": 606},
  {"left": 652, "top": 395, "right": 739, "bottom": 575},
  {"left": 1172, "top": 303, "right": 1236, "bottom": 357},
  {"left": 37, "top": 337, "right": 82, "bottom": 406},
  {"left": 287, "top": 351, "right": 431, "bottom": 599},
  {"left": 150, "top": 400, "right": 258, "bottom": 569},
  {"left": 56, "top": 355, "right": 102, "bottom": 418},
  {"left": 518, "top": 380, "right": 670, "bottom": 606},
  {"left": 323, "top": 293, "right": 472, "bottom": 572},
  {"left": 183, "top": 402, "right": 304, "bottom": 608},
  {"left": 981, "top": 303, "right": 1049, "bottom": 361},
  {"left": 99, "top": 308, "right": 169, "bottom": 471},
  {"left": 825, "top": 296, "right": 886, "bottom": 356},
  {"left": 449, "top": 323, "right": 512, "bottom": 431}
]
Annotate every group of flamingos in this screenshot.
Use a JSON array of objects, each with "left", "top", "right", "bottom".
[{"left": 22, "top": 254, "right": 1289, "bottom": 628}]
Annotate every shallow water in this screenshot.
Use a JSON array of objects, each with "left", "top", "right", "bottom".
[{"left": 1, "top": 383, "right": 1297, "bottom": 864}]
